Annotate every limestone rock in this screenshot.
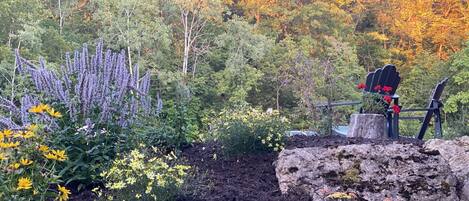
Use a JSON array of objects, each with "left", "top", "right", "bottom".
[
  {"left": 425, "top": 136, "right": 469, "bottom": 200},
  {"left": 347, "top": 114, "right": 388, "bottom": 139},
  {"left": 276, "top": 143, "right": 459, "bottom": 201}
]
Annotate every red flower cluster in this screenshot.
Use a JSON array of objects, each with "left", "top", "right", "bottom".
[
  {"left": 356, "top": 81, "right": 399, "bottom": 115},
  {"left": 357, "top": 83, "right": 366, "bottom": 89},
  {"left": 383, "top": 86, "right": 393, "bottom": 93},
  {"left": 392, "top": 105, "right": 400, "bottom": 115},
  {"left": 383, "top": 95, "right": 392, "bottom": 104},
  {"left": 373, "top": 85, "right": 382, "bottom": 91}
]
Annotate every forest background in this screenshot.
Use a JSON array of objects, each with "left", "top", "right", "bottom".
[{"left": 0, "top": 0, "right": 468, "bottom": 138}]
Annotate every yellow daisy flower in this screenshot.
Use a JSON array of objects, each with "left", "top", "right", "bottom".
[
  {"left": 0, "top": 152, "right": 7, "bottom": 160},
  {"left": 44, "top": 152, "right": 59, "bottom": 160},
  {"left": 46, "top": 108, "right": 62, "bottom": 118},
  {"left": 44, "top": 149, "right": 67, "bottom": 161},
  {"left": 0, "top": 141, "right": 20, "bottom": 148},
  {"left": 9, "top": 162, "right": 20, "bottom": 170},
  {"left": 1, "top": 129, "right": 13, "bottom": 138},
  {"left": 57, "top": 185, "right": 71, "bottom": 201},
  {"left": 52, "top": 150, "right": 68, "bottom": 161},
  {"left": 22, "top": 131, "right": 35, "bottom": 138},
  {"left": 28, "top": 103, "right": 50, "bottom": 113},
  {"left": 28, "top": 105, "right": 44, "bottom": 113},
  {"left": 17, "top": 177, "right": 32, "bottom": 190},
  {"left": 27, "top": 124, "right": 38, "bottom": 131},
  {"left": 14, "top": 131, "right": 35, "bottom": 139},
  {"left": 38, "top": 145, "right": 49, "bottom": 152},
  {"left": 20, "top": 158, "right": 33, "bottom": 166},
  {"left": 40, "top": 103, "right": 51, "bottom": 111}
]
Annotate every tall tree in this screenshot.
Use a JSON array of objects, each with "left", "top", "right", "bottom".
[
  {"left": 93, "top": 0, "right": 172, "bottom": 71},
  {"left": 173, "top": 0, "right": 223, "bottom": 75},
  {"left": 214, "top": 18, "right": 272, "bottom": 103}
]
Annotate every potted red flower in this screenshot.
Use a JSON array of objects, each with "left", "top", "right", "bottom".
[{"left": 347, "top": 83, "right": 400, "bottom": 139}]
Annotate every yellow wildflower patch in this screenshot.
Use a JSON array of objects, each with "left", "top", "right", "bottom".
[
  {"left": 38, "top": 145, "right": 49, "bottom": 152},
  {"left": 44, "top": 152, "right": 58, "bottom": 160},
  {"left": 17, "top": 177, "right": 33, "bottom": 190},
  {"left": 20, "top": 158, "right": 33, "bottom": 166},
  {"left": 27, "top": 124, "right": 38, "bottom": 131},
  {"left": 15, "top": 130, "right": 35, "bottom": 139},
  {"left": 28, "top": 103, "right": 51, "bottom": 113},
  {"left": 9, "top": 163, "right": 21, "bottom": 170},
  {"left": 1, "top": 129, "right": 13, "bottom": 138},
  {"left": 57, "top": 185, "right": 71, "bottom": 201},
  {"left": 44, "top": 149, "right": 67, "bottom": 161},
  {"left": 0, "top": 141, "right": 20, "bottom": 148},
  {"left": 46, "top": 108, "right": 63, "bottom": 118},
  {"left": 51, "top": 150, "right": 67, "bottom": 161},
  {"left": 0, "top": 152, "right": 8, "bottom": 160}
]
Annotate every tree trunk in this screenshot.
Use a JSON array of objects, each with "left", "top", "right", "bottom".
[
  {"left": 347, "top": 114, "right": 388, "bottom": 139},
  {"left": 182, "top": 12, "right": 189, "bottom": 74},
  {"left": 58, "top": 0, "right": 63, "bottom": 35}
]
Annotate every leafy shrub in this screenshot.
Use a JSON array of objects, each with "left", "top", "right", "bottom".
[
  {"left": 131, "top": 117, "right": 180, "bottom": 151},
  {"left": 212, "top": 106, "right": 290, "bottom": 155},
  {"left": 96, "top": 146, "right": 190, "bottom": 201},
  {"left": 52, "top": 126, "right": 135, "bottom": 190},
  {"left": 0, "top": 103, "right": 71, "bottom": 201}
]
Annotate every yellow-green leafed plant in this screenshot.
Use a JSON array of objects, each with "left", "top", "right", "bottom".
[
  {"left": 98, "top": 147, "right": 190, "bottom": 201},
  {"left": 213, "top": 106, "right": 290, "bottom": 155},
  {"left": 0, "top": 103, "right": 71, "bottom": 201}
]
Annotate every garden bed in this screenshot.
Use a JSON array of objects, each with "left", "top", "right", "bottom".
[{"left": 178, "top": 135, "right": 423, "bottom": 201}]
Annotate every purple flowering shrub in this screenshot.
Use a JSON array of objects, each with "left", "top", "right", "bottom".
[
  {"left": 0, "top": 41, "right": 162, "bottom": 187},
  {"left": 11, "top": 41, "right": 153, "bottom": 129}
]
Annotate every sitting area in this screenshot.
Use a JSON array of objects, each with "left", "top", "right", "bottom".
[{"left": 318, "top": 64, "right": 449, "bottom": 140}]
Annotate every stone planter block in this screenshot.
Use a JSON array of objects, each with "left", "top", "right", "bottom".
[{"left": 347, "top": 114, "right": 387, "bottom": 139}]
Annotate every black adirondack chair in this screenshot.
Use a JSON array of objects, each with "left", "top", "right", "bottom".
[
  {"left": 364, "top": 64, "right": 401, "bottom": 138},
  {"left": 398, "top": 78, "right": 448, "bottom": 140},
  {"left": 318, "top": 64, "right": 401, "bottom": 137}
]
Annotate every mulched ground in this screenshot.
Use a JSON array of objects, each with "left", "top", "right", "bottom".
[
  {"left": 70, "top": 135, "right": 423, "bottom": 201},
  {"left": 178, "top": 135, "right": 423, "bottom": 201}
]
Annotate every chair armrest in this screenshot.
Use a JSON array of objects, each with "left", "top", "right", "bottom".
[
  {"left": 399, "top": 116, "right": 425, "bottom": 120},
  {"left": 400, "top": 108, "right": 430, "bottom": 112},
  {"left": 315, "top": 100, "right": 361, "bottom": 108}
]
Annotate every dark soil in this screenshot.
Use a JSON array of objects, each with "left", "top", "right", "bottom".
[
  {"left": 178, "top": 135, "right": 423, "bottom": 201},
  {"left": 69, "top": 135, "right": 423, "bottom": 201}
]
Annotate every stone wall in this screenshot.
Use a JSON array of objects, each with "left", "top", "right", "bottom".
[{"left": 276, "top": 142, "right": 461, "bottom": 200}]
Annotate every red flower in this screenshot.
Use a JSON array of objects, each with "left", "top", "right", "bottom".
[
  {"left": 373, "top": 85, "right": 382, "bottom": 91},
  {"left": 392, "top": 105, "right": 400, "bottom": 115},
  {"left": 383, "top": 95, "right": 392, "bottom": 104},
  {"left": 357, "top": 83, "right": 366, "bottom": 89},
  {"left": 383, "top": 86, "right": 393, "bottom": 93}
]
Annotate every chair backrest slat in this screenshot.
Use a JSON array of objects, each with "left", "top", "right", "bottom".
[
  {"left": 364, "top": 64, "right": 400, "bottom": 95},
  {"left": 370, "top": 68, "right": 382, "bottom": 92},
  {"left": 416, "top": 77, "right": 449, "bottom": 139},
  {"left": 427, "top": 77, "right": 448, "bottom": 107}
]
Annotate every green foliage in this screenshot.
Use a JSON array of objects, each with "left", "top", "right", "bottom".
[
  {"left": 93, "top": 0, "right": 172, "bottom": 70},
  {"left": 214, "top": 18, "right": 272, "bottom": 103},
  {"left": 212, "top": 106, "right": 290, "bottom": 155},
  {"left": 1, "top": 1, "right": 469, "bottom": 198},
  {"left": 445, "top": 41, "right": 469, "bottom": 135},
  {"left": 52, "top": 126, "right": 134, "bottom": 190},
  {"left": 131, "top": 117, "right": 179, "bottom": 151},
  {"left": 361, "top": 93, "right": 388, "bottom": 115},
  {"left": 400, "top": 52, "right": 447, "bottom": 107},
  {"left": 97, "top": 147, "right": 190, "bottom": 201},
  {"left": 0, "top": 104, "right": 69, "bottom": 201}
]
